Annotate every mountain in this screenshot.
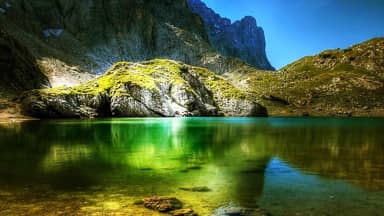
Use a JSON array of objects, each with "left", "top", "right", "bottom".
[
  {"left": 231, "top": 38, "right": 384, "bottom": 116},
  {"left": 21, "top": 59, "right": 267, "bottom": 118},
  {"left": 187, "top": 0, "right": 274, "bottom": 70},
  {"left": 0, "top": 0, "right": 256, "bottom": 87}
]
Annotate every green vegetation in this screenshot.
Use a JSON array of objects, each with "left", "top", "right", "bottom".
[
  {"left": 19, "top": 38, "right": 384, "bottom": 117},
  {"left": 21, "top": 59, "right": 262, "bottom": 118},
  {"left": 234, "top": 38, "right": 384, "bottom": 116},
  {"left": 192, "top": 67, "right": 248, "bottom": 100},
  {"left": 35, "top": 59, "right": 250, "bottom": 102}
]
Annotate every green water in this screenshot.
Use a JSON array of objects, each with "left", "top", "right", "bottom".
[{"left": 0, "top": 117, "right": 383, "bottom": 215}]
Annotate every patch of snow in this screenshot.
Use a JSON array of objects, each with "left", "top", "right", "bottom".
[
  {"left": 51, "top": 29, "right": 64, "bottom": 36},
  {"left": 43, "top": 30, "right": 51, "bottom": 37},
  {"left": 0, "top": 7, "right": 5, "bottom": 13},
  {"left": 5, "top": 2, "right": 11, "bottom": 8},
  {"left": 43, "top": 29, "right": 64, "bottom": 38}
]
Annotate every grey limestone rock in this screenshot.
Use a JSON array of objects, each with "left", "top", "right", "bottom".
[{"left": 187, "top": 0, "right": 274, "bottom": 70}]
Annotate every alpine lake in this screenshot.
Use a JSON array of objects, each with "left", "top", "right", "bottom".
[{"left": 0, "top": 117, "right": 383, "bottom": 215}]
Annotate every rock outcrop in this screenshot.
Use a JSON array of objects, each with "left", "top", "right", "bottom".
[
  {"left": 21, "top": 59, "right": 268, "bottom": 118},
  {"left": 232, "top": 38, "right": 384, "bottom": 116},
  {"left": 187, "top": 0, "right": 274, "bottom": 70}
]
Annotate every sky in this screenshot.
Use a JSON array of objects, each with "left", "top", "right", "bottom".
[{"left": 203, "top": 0, "right": 384, "bottom": 69}]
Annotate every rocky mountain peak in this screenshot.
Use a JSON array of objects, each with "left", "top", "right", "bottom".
[
  {"left": 187, "top": 0, "right": 274, "bottom": 70},
  {"left": 187, "top": 0, "right": 231, "bottom": 34},
  {"left": 240, "top": 16, "right": 258, "bottom": 26}
]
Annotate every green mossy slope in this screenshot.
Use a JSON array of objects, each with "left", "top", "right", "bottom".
[{"left": 21, "top": 59, "right": 267, "bottom": 118}]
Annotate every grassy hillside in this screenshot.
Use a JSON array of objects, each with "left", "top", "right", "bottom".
[{"left": 230, "top": 38, "right": 384, "bottom": 116}]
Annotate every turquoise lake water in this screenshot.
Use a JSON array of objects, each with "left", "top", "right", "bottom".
[{"left": 0, "top": 117, "right": 383, "bottom": 215}]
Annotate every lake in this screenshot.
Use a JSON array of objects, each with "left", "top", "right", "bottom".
[{"left": 0, "top": 117, "right": 383, "bottom": 215}]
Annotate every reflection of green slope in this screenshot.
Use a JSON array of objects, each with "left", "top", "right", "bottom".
[
  {"left": 41, "top": 118, "right": 272, "bottom": 210},
  {"left": 105, "top": 118, "right": 272, "bottom": 169},
  {"left": 0, "top": 118, "right": 272, "bottom": 210}
]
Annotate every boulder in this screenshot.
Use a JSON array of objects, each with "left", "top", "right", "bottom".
[
  {"left": 143, "top": 196, "right": 182, "bottom": 212},
  {"left": 172, "top": 208, "right": 198, "bottom": 216}
]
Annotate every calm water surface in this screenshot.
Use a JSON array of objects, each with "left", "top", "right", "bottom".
[{"left": 0, "top": 117, "right": 383, "bottom": 215}]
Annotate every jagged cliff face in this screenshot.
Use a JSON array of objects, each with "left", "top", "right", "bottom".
[
  {"left": 187, "top": 0, "right": 274, "bottom": 70},
  {"left": 0, "top": 0, "right": 253, "bottom": 84}
]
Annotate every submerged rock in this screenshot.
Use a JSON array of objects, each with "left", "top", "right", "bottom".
[
  {"left": 212, "top": 206, "right": 270, "bottom": 216},
  {"left": 143, "top": 196, "right": 182, "bottom": 212},
  {"left": 186, "top": 166, "right": 203, "bottom": 170},
  {"left": 179, "top": 186, "right": 211, "bottom": 192},
  {"left": 133, "top": 200, "right": 144, "bottom": 205},
  {"left": 21, "top": 59, "right": 268, "bottom": 118},
  {"left": 172, "top": 208, "right": 198, "bottom": 216}
]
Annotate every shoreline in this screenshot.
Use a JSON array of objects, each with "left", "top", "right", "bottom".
[{"left": 1, "top": 113, "right": 383, "bottom": 124}]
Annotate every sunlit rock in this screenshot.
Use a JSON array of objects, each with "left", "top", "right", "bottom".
[{"left": 21, "top": 59, "right": 267, "bottom": 118}]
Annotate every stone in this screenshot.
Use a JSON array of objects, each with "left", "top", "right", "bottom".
[
  {"left": 212, "top": 206, "right": 270, "bottom": 216},
  {"left": 172, "top": 208, "right": 197, "bottom": 216},
  {"left": 143, "top": 196, "right": 182, "bottom": 212},
  {"left": 133, "top": 200, "right": 144, "bottom": 205},
  {"left": 179, "top": 186, "right": 211, "bottom": 192},
  {"left": 302, "top": 112, "right": 310, "bottom": 117}
]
